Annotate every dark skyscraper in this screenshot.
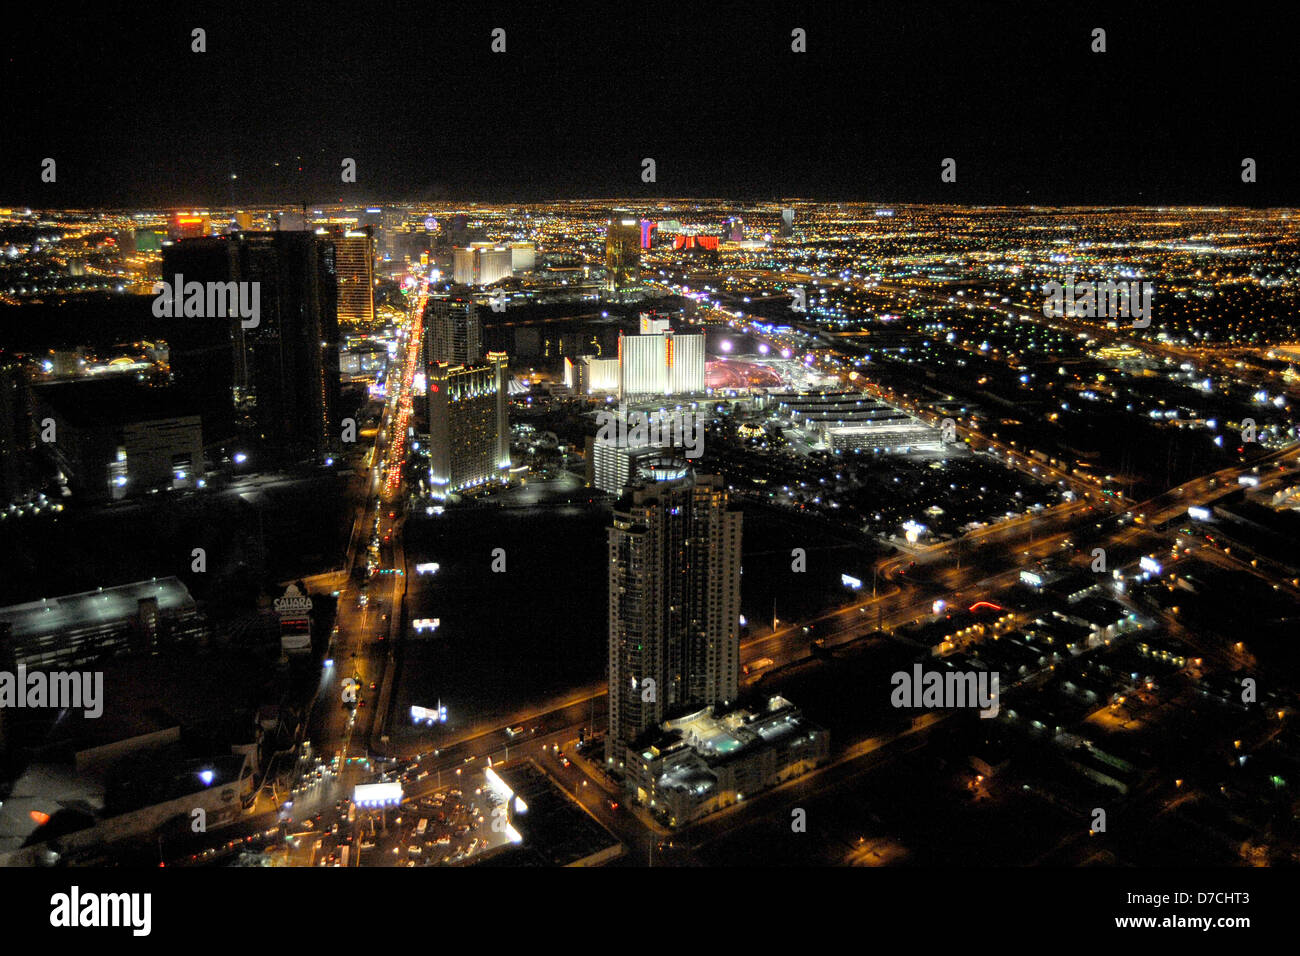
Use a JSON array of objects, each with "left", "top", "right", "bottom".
[
  {"left": 447, "top": 214, "right": 470, "bottom": 248},
  {"left": 160, "top": 238, "right": 241, "bottom": 443},
  {"left": 425, "top": 288, "right": 482, "bottom": 367},
  {"left": 239, "top": 232, "right": 340, "bottom": 455},
  {"left": 162, "top": 232, "right": 340, "bottom": 456},
  {"left": 0, "top": 354, "right": 34, "bottom": 505}
]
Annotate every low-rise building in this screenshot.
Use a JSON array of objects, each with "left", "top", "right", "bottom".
[
  {"left": 623, "top": 696, "right": 828, "bottom": 827},
  {"left": 0, "top": 577, "right": 205, "bottom": 670},
  {"left": 33, "top": 380, "right": 204, "bottom": 501}
]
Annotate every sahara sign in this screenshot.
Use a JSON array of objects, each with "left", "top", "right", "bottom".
[{"left": 275, "top": 584, "right": 314, "bottom": 617}]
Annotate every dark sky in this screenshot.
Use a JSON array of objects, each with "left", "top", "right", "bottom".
[{"left": 2, "top": 1, "right": 1295, "bottom": 207}]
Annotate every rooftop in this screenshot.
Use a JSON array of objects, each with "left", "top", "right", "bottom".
[
  {"left": 33, "top": 378, "right": 196, "bottom": 428},
  {"left": 0, "top": 577, "right": 196, "bottom": 641},
  {"left": 476, "top": 762, "right": 620, "bottom": 867},
  {"left": 641, "top": 695, "right": 826, "bottom": 794}
]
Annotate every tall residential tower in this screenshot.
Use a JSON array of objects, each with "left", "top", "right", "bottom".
[{"left": 606, "top": 467, "right": 742, "bottom": 769}]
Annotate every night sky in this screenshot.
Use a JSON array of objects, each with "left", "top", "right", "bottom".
[{"left": 2, "top": 1, "right": 1296, "bottom": 207}]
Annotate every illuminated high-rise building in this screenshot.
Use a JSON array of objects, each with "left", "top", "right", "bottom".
[
  {"left": 169, "top": 214, "right": 209, "bottom": 240},
  {"left": 605, "top": 213, "right": 641, "bottom": 293},
  {"left": 452, "top": 247, "right": 474, "bottom": 284},
  {"left": 427, "top": 352, "right": 510, "bottom": 497},
  {"left": 639, "top": 313, "right": 670, "bottom": 335},
  {"left": 618, "top": 328, "right": 705, "bottom": 399},
  {"left": 452, "top": 245, "right": 513, "bottom": 286},
  {"left": 508, "top": 242, "right": 536, "bottom": 272},
  {"left": 334, "top": 227, "right": 375, "bottom": 326},
  {"left": 425, "top": 288, "right": 481, "bottom": 366},
  {"left": 133, "top": 228, "right": 165, "bottom": 253},
  {"left": 573, "top": 355, "right": 621, "bottom": 394},
  {"left": 606, "top": 468, "right": 742, "bottom": 767},
  {"left": 478, "top": 247, "right": 513, "bottom": 285}
]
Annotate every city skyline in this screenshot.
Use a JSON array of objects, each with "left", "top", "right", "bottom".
[{"left": 2, "top": 4, "right": 1300, "bottom": 934}]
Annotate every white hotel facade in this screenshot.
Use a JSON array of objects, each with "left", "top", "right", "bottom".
[{"left": 617, "top": 329, "right": 705, "bottom": 399}]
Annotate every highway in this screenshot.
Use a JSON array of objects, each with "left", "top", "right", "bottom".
[{"left": 272, "top": 269, "right": 430, "bottom": 859}]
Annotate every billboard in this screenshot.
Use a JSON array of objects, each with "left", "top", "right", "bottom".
[
  {"left": 277, "top": 584, "right": 313, "bottom": 656},
  {"left": 280, "top": 617, "right": 311, "bottom": 655},
  {"left": 411, "top": 703, "right": 447, "bottom": 724},
  {"left": 353, "top": 782, "right": 402, "bottom": 807}
]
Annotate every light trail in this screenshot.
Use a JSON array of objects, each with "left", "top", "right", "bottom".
[{"left": 381, "top": 269, "right": 434, "bottom": 502}]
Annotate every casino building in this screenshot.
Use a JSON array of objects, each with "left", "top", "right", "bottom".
[
  {"left": 617, "top": 328, "right": 705, "bottom": 399},
  {"left": 427, "top": 352, "right": 510, "bottom": 498}
]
